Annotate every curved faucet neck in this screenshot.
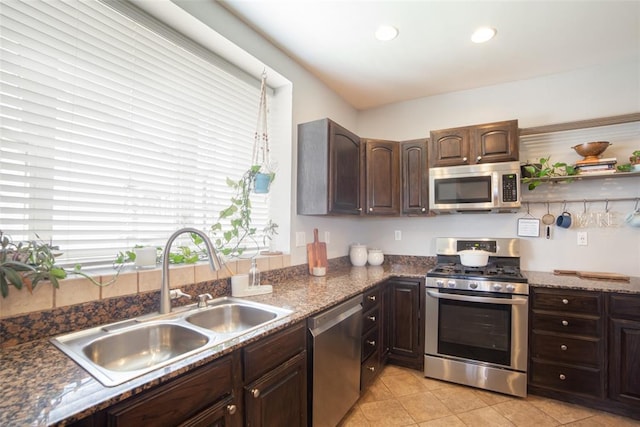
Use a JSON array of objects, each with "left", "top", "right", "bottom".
[{"left": 160, "top": 228, "right": 222, "bottom": 314}]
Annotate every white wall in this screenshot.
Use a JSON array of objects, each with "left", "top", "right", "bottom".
[{"left": 158, "top": 2, "right": 639, "bottom": 275}]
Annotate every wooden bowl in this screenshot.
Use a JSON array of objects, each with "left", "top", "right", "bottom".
[{"left": 572, "top": 141, "right": 611, "bottom": 160}]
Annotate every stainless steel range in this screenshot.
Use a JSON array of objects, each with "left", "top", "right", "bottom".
[{"left": 425, "top": 237, "right": 528, "bottom": 397}]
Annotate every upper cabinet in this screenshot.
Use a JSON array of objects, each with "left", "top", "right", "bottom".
[
  {"left": 364, "top": 139, "right": 400, "bottom": 215},
  {"left": 430, "top": 120, "right": 519, "bottom": 167},
  {"left": 400, "top": 139, "right": 429, "bottom": 216},
  {"left": 297, "top": 118, "right": 363, "bottom": 215}
]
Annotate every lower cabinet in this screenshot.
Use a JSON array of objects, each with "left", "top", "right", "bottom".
[
  {"left": 608, "top": 293, "right": 640, "bottom": 410},
  {"left": 80, "top": 352, "right": 242, "bottom": 427},
  {"left": 386, "top": 278, "right": 425, "bottom": 370},
  {"left": 361, "top": 285, "right": 382, "bottom": 391},
  {"left": 529, "top": 287, "right": 640, "bottom": 420},
  {"left": 243, "top": 322, "right": 307, "bottom": 427}
]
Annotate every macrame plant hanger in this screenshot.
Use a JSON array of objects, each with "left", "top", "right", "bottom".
[{"left": 251, "top": 70, "right": 274, "bottom": 194}]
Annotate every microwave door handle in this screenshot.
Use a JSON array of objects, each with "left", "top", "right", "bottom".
[{"left": 427, "top": 290, "right": 527, "bottom": 305}]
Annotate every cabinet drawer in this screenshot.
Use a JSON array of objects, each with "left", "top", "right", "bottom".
[
  {"left": 532, "top": 288, "right": 602, "bottom": 314},
  {"left": 361, "top": 351, "right": 381, "bottom": 391},
  {"left": 362, "top": 327, "right": 379, "bottom": 362},
  {"left": 532, "top": 311, "right": 601, "bottom": 336},
  {"left": 363, "top": 306, "right": 380, "bottom": 334},
  {"left": 106, "top": 354, "right": 235, "bottom": 426},
  {"left": 530, "top": 360, "right": 602, "bottom": 397},
  {"left": 609, "top": 293, "right": 640, "bottom": 321},
  {"left": 243, "top": 322, "right": 306, "bottom": 383},
  {"left": 531, "top": 332, "right": 600, "bottom": 366},
  {"left": 363, "top": 286, "right": 381, "bottom": 312}
]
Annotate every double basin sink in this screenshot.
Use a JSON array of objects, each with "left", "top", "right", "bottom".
[{"left": 50, "top": 297, "right": 293, "bottom": 387}]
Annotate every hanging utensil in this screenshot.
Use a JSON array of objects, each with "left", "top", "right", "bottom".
[{"left": 541, "top": 202, "right": 555, "bottom": 239}]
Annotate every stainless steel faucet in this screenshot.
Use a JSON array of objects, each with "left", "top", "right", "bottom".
[{"left": 160, "top": 228, "right": 223, "bottom": 314}]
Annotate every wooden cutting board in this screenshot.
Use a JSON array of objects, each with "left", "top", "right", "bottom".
[
  {"left": 307, "top": 228, "right": 328, "bottom": 274},
  {"left": 553, "top": 269, "right": 630, "bottom": 282}
]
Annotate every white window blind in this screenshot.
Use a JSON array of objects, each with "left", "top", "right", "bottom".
[{"left": 0, "top": 0, "right": 269, "bottom": 265}]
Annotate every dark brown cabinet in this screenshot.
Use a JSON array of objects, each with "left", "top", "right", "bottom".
[
  {"left": 361, "top": 285, "right": 383, "bottom": 391},
  {"left": 85, "top": 353, "right": 242, "bottom": 427},
  {"left": 243, "top": 322, "right": 307, "bottom": 427},
  {"left": 429, "top": 120, "right": 518, "bottom": 167},
  {"left": 400, "top": 139, "right": 429, "bottom": 215},
  {"left": 297, "top": 118, "right": 363, "bottom": 215},
  {"left": 529, "top": 287, "right": 640, "bottom": 421},
  {"left": 608, "top": 293, "right": 640, "bottom": 412},
  {"left": 386, "top": 278, "right": 424, "bottom": 370},
  {"left": 364, "top": 139, "right": 400, "bottom": 215},
  {"left": 529, "top": 287, "right": 605, "bottom": 399}
]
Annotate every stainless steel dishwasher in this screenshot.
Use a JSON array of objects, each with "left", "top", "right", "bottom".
[{"left": 308, "top": 294, "right": 363, "bottom": 427}]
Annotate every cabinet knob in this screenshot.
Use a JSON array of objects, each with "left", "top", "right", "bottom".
[
  {"left": 366, "top": 340, "right": 376, "bottom": 346},
  {"left": 560, "top": 344, "right": 568, "bottom": 351},
  {"left": 251, "top": 388, "right": 260, "bottom": 398},
  {"left": 357, "top": 208, "right": 363, "bottom": 212},
  {"left": 226, "top": 404, "right": 237, "bottom": 415},
  {"left": 477, "top": 156, "right": 482, "bottom": 161},
  {"left": 462, "top": 157, "right": 468, "bottom": 162},
  {"left": 562, "top": 298, "right": 569, "bottom": 305},
  {"left": 367, "top": 315, "right": 376, "bottom": 322},
  {"left": 369, "top": 207, "right": 373, "bottom": 212},
  {"left": 368, "top": 295, "right": 376, "bottom": 302},
  {"left": 367, "top": 366, "right": 376, "bottom": 372},
  {"left": 559, "top": 374, "right": 566, "bottom": 380},
  {"left": 421, "top": 207, "right": 426, "bottom": 212},
  {"left": 561, "top": 320, "right": 569, "bottom": 326}
]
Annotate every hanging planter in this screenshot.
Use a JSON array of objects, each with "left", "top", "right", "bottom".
[{"left": 251, "top": 71, "right": 276, "bottom": 194}]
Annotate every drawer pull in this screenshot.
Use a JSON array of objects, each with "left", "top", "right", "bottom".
[
  {"left": 562, "top": 298, "right": 569, "bottom": 305},
  {"left": 367, "top": 315, "right": 376, "bottom": 322},
  {"left": 368, "top": 295, "right": 376, "bottom": 302},
  {"left": 560, "top": 345, "right": 568, "bottom": 351},
  {"left": 559, "top": 374, "right": 566, "bottom": 380},
  {"left": 251, "top": 388, "right": 260, "bottom": 398},
  {"left": 227, "top": 404, "right": 237, "bottom": 415},
  {"left": 366, "top": 340, "right": 376, "bottom": 346},
  {"left": 367, "top": 366, "right": 376, "bottom": 372},
  {"left": 562, "top": 320, "right": 569, "bottom": 326}
]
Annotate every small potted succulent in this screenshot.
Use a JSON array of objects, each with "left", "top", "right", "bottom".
[{"left": 616, "top": 150, "right": 640, "bottom": 172}]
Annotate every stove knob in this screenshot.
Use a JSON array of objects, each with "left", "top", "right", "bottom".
[
  {"left": 436, "top": 280, "right": 444, "bottom": 288},
  {"left": 492, "top": 283, "right": 503, "bottom": 291},
  {"left": 506, "top": 284, "right": 515, "bottom": 292},
  {"left": 469, "top": 282, "right": 479, "bottom": 290},
  {"left": 447, "top": 280, "right": 456, "bottom": 288}
]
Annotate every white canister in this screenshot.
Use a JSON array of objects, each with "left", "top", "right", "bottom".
[
  {"left": 349, "top": 244, "right": 368, "bottom": 266},
  {"left": 367, "top": 249, "right": 384, "bottom": 266}
]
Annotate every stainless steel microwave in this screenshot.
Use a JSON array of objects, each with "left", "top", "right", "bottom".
[{"left": 429, "top": 161, "right": 521, "bottom": 213}]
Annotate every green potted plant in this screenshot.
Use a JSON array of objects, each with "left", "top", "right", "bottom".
[
  {"left": 210, "top": 166, "right": 278, "bottom": 264},
  {"left": 521, "top": 156, "right": 577, "bottom": 190},
  {"left": 0, "top": 231, "right": 127, "bottom": 298},
  {"left": 616, "top": 149, "right": 640, "bottom": 172}
]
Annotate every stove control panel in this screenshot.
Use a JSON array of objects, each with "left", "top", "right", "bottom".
[{"left": 427, "top": 277, "right": 528, "bottom": 295}]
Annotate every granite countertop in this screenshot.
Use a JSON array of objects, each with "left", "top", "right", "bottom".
[
  {"left": 524, "top": 270, "right": 640, "bottom": 293},
  {"left": 0, "top": 264, "right": 426, "bottom": 427},
  {"left": 2, "top": 264, "right": 638, "bottom": 426}
]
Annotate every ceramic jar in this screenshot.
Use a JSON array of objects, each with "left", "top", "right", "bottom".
[
  {"left": 349, "top": 244, "right": 368, "bottom": 266},
  {"left": 367, "top": 249, "right": 384, "bottom": 266}
]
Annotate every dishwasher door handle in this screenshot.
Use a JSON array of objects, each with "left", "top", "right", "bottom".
[{"left": 309, "top": 304, "right": 362, "bottom": 337}]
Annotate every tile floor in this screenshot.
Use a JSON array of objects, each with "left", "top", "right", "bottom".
[{"left": 339, "top": 365, "right": 640, "bottom": 426}]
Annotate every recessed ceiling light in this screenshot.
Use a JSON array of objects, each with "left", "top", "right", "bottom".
[
  {"left": 471, "top": 27, "right": 497, "bottom": 43},
  {"left": 375, "top": 25, "right": 399, "bottom": 41}
]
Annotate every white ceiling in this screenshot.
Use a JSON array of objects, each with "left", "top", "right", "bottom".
[{"left": 218, "top": 0, "right": 640, "bottom": 110}]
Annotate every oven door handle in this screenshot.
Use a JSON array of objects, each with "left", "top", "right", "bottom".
[{"left": 427, "top": 290, "right": 527, "bottom": 305}]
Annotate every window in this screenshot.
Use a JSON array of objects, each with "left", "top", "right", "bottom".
[{"left": 0, "top": 0, "right": 271, "bottom": 265}]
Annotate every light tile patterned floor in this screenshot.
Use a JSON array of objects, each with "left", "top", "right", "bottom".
[{"left": 339, "top": 365, "right": 640, "bottom": 427}]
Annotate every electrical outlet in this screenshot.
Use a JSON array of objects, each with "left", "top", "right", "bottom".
[
  {"left": 324, "top": 231, "right": 330, "bottom": 244},
  {"left": 577, "top": 232, "right": 588, "bottom": 246},
  {"left": 394, "top": 230, "right": 402, "bottom": 241},
  {"left": 295, "top": 232, "right": 306, "bottom": 247}
]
